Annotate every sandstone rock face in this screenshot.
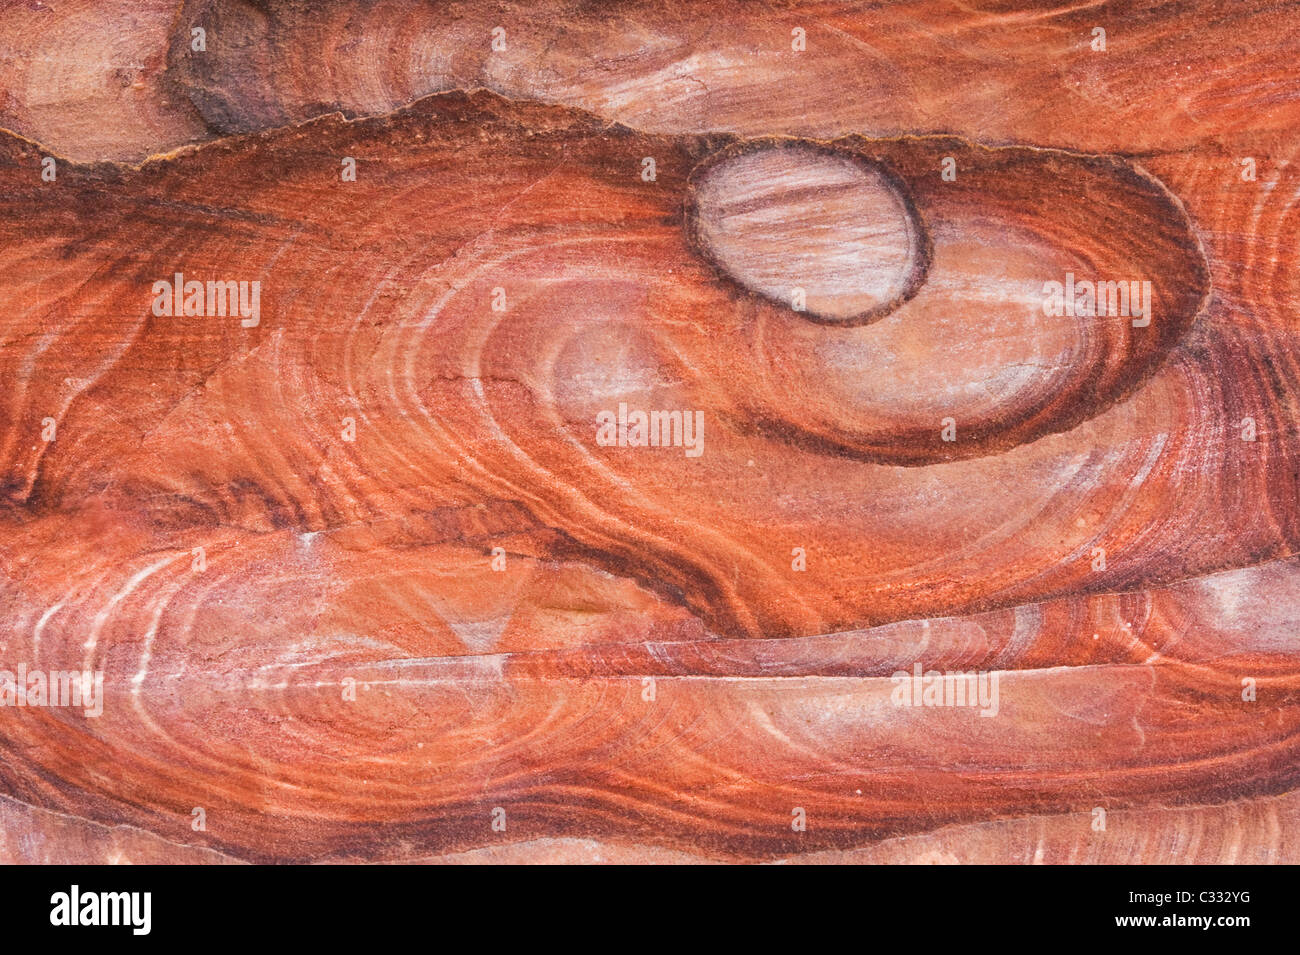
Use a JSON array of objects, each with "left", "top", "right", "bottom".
[
  {"left": 0, "top": 1, "right": 1297, "bottom": 865},
  {"left": 0, "top": 0, "right": 207, "bottom": 163}
]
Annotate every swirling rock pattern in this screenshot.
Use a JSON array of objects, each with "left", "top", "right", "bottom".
[{"left": 0, "top": 0, "right": 1298, "bottom": 864}]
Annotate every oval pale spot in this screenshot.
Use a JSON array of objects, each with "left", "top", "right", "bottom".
[{"left": 689, "top": 142, "right": 926, "bottom": 324}]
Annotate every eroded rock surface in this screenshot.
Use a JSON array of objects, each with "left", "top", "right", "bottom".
[{"left": 0, "top": 1, "right": 1297, "bottom": 864}]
